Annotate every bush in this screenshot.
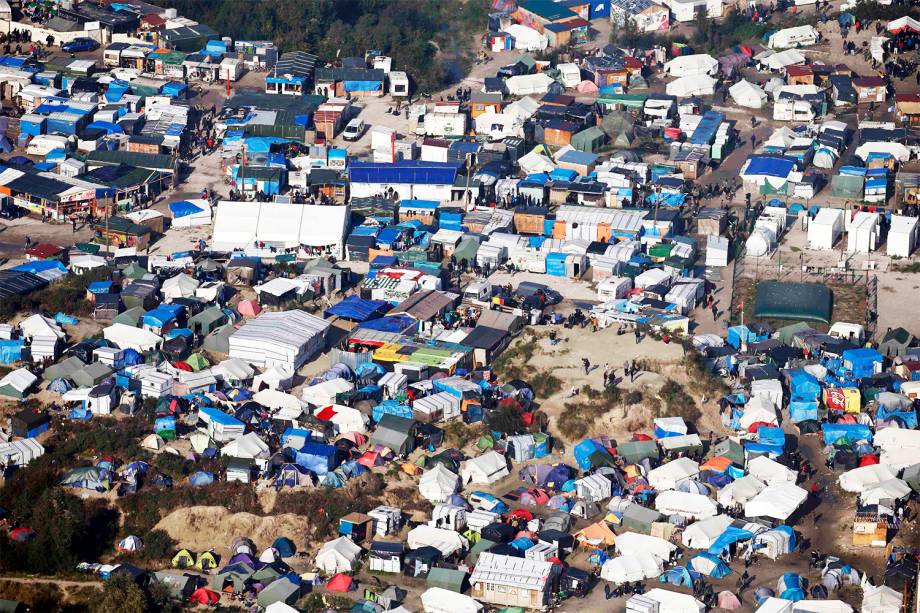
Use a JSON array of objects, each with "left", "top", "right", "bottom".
[
  {"left": 485, "top": 407, "right": 524, "bottom": 436},
  {"left": 275, "top": 473, "right": 385, "bottom": 540},
  {"left": 118, "top": 482, "right": 263, "bottom": 535},
  {"left": 657, "top": 379, "right": 702, "bottom": 423},
  {"left": 91, "top": 573, "right": 147, "bottom": 613}
]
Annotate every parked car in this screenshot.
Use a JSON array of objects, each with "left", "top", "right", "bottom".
[
  {"left": 342, "top": 118, "right": 366, "bottom": 141},
  {"left": 62, "top": 38, "right": 100, "bottom": 53}
]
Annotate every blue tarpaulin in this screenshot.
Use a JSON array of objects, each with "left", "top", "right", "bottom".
[
  {"left": 757, "top": 426, "right": 785, "bottom": 449},
  {"left": 842, "top": 348, "right": 883, "bottom": 378},
  {"left": 349, "top": 161, "right": 461, "bottom": 185},
  {"left": 358, "top": 315, "right": 417, "bottom": 334},
  {"left": 295, "top": 443, "right": 337, "bottom": 475},
  {"left": 324, "top": 295, "right": 391, "bottom": 323},
  {"left": 822, "top": 423, "right": 873, "bottom": 445},
  {"left": 0, "top": 340, "right": 24, "bottom": 364},
  {"left": 371, "top": 400, "right": 413, "bottom": 422},
  {"left": 573, "top": 439, "right": 610, "bottom": 469},
  {"left": 169, "top": 200, "right": 206, "bottom": 219},
  {"left": 744, "top": 156, "right": 796, "bottom": 178},
  {"left": 708, "top": 526, "right": 754, "bottom": 556}
]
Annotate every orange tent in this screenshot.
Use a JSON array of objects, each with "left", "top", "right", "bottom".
[
  {"left": 574, "top": 521, "right": 617, "bottom": 548},
  {"left": 700, "top": 456, "right": 732, "bottom": 473}
]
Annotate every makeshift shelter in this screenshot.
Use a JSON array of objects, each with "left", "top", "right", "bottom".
[
  {"left": 419, "top": 464, "right": 461, "bottom": 503},
  {"left": 744, "top": 482, "right": 808, "bottom": 521},
  {"left": 729, "top": 80, "right": 768, "bottom": 109},
  {"left": 461, "top": 451, "right": 510, "bottom": 485},
  {"left": 601, "top": 553, "right": 664, "bottom": 583},
  {"left": 315, "top": 537, "right": 361, "bottom": 574}
]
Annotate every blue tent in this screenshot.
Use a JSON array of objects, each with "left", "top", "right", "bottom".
[
  {"left": 757, "top": 426, "right": 785, "bottom": 449},
  {"left": 189, "top": 471, "right": 215, "bottom": 487},
  {"left": 659, "top": 566, "right": 697, "bottom": 587},
  {"left": 822, "top": 423, "right": 873, "bottom": 445},
  {"left": 85, "top": 121, "right": 125, "bottom": 134},
  {"left": 573, "top": 439, "right": 610, "bottom": 470},
  {"left": 708, "top": 526, "right": 754, "bottom": 557},
  {"left": 272, "top": 537, "right": 296, "bottom": 558},
  {"left": 778, "top": 573, "right": 805, "bottom": 601},
  {"left": 295, "top": 443, "right": 338, "bottom": 476},
  {"left": 122, "top": 349, "right": 143, "bottom": 366},
  {"left": 324, "top": 295, "right": 391, "bottom": 323}
]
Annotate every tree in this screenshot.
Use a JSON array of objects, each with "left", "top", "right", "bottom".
[{"left": 92, "top": 574, "right": 148, "bottom": 613}]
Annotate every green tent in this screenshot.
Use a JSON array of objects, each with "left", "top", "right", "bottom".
[
  {"left": 571, "top": 126, "right": 608, "bottom": 153},
  {"left": 426, "top": 567, "right": 466, "bottom": 593},
  {"left": 122, "top": 262, "right": 147, "bottom": 280},
  {"left": 185, "top": 353, "right": 210, "bottom": 372},
  {"left": 189, "top": 306, "right": 228, "bottom": 335},
  {"left": 713, "top": 438, "right": 745, "bottom": 466},
  {"left": 476, "top": 435, "right": 494, "bottom": 450},
  {"left": 113, "top": 306, "right": 145, "bottom": 327},
  {"left": 617, "top": 439, "right": 660, "bottom": 463},
  {"left": 203, "top": 324, "right": 236, "bottom": 354}
]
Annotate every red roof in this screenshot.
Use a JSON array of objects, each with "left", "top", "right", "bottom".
[
  {"left": 327, "top": 573, "right": 354, "bottom": 592},
  {"left": 785, "top": 65, "right": 813, "bottom": 77},
  {"left": 853, "top": 77, "right": 886, "bottom": 88},
  {"left": 624, "top": 56, "right": 644, "bottom": 70},
  {"left": 896, "top": 93, "right": 920, "bottom": 103},
  {"left": 315, "top": 405, "right": 337, "bottom": 421},
  {"left": 25, "top": 243, "right": 63, "bottom": 259},
  {"left": 142, "top": 13, "right": 166, "bottom": 27}
]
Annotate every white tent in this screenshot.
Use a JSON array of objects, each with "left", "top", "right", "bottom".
[
  {"left": 314, "top": 536, "right": 361, "bottom": 574},
  {"left": 20, "top": 314, "right": 65, "bottom": 340},
  {"left": 808, "top": 208, "right": 843, "bottom": 250},
  {"left": 118, "top": 535, "right": 144, "bottom": 551},
  {"left": 681, "top": 514, "right": 734, "bottom": 549},
  {"left": 419, "top": 464, "right": 460, "bottom": 503},
  {"left": 141, "top": 433, "right": 165, "bottom": 451},
  {"left": 503, "top": 24, "right": 548, "bottom": 51},
  {"left": 505, "top": 73, "right": 555, "bottom": 96},
  {"left": 518, "top": 150, "right": 557, "bottom": 174},
  {"left": 421, "top": 587, "right": 483, "bottom": 613},
  {"left": 753, "top": 528, "right": 795, "bottom": 560},
  {"left": 615, "top": 532, "right": 677, "bottom": 561},
  {"left": 654, "top": 490, "right": 718, "bottom": 519},
  {"left": 750, "top": 379, "right": 783, "bottom": 407},
  {"left": 0, "top": 368, "right": 37, "bottom": 398},
  {"left": 888, "top": 15, "right": 920, "bottom": 34},
  {"left": 252, "top": 364, "right": 295, "bottom": 392},
  {"left": 407, "top": 525, "right": 468, "bottom": 557},
  {"left": 768, "top": 25, "right": 819, "bottom": 49},
  {"left": 103, "top": 323, "right": 163, "bottom": 352},
  {"left": 211, "top": 358, "right": 255, "bottom": 384},
  {"left": 860, "top": 478, "right": 911, "bottom": 505},
  {"left": 729, "top": 80, "right": 768, "bottom": 109},
  {"left": 0, "top": 438, "right": 44, "bottom": 468},
  {"left": 666, "top": 74, "right": 716, "bottom": 97},
  {"left": 876, "top": 427, "right": 920, "bottom": 451},
  {"left": 762, "top": 49, "right": 806, "bottom": 71},
  {"left": 253, "top": 389, "right": 303, "bottom": 415},
  {"left": 220, "top": 432, "right": 270, "bottom": 460},
  {"left": 739, "top": 395, "right": 779, "bottom": 429},
  {"left": 644, "top": 588, "right": 705, "bottom": 613},
  {"left": 747, "top": 456, "right": 797, "bottom": 485},
  {"left": 838, "top": 464, "right": 897, "bottom": 493},
  {"left": 663, "top": 54, "right": 718, "bottom": 77},
  {"left": 601, "top": 553, "right": 664, "bottom": 583},
  {"left": 461, "top": 451, "right": 510, "bottom": 485},
  {"left": 862, "top": 585, "right": 903, "bottom": 613},
  {"left": 229, "top": 310, "right": 330, "bottom": 370},
  {"left": 856, "top": 141, "right": 911, "bottom": 164},
  {"left": 744, "top": 482, "right": 808, "bottom": 520},
  {"left": 315, "top": 404, "right": 368, "bottom": 435},
  {"left": 161, "top": 273, "right": 200, "bottom": 300},
  {"left": 302, "top": 378, "right": 355, "bottom": 407},
  {"left": 647, "top": 457, "right": 699, "bottom": 490}
]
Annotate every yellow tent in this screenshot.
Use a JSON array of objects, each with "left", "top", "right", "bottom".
[
  {"left": 196, "top": 550, "right": 218, "bottom": 570},
  {"left": 172, "top": 549, "right": 195, "bottom": 569}
]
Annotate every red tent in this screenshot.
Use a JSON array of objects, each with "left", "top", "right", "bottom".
[
  {"left": 747, "top": 421, "right": 773, "bottom": 433},
  {"left": 237, "top": 299, "right": 261, "bottom": 317},
  {"left": 189, "top": 588, "right": 220, "bottom": 605},
  {"left": 859, "top": 454, "right": 880, "bottom": 466},
  {"left": 632, "top": 433, "right": 653, "bottom": 441},
  {"left": 172, "top": 361, "right": 193, "bottom": 371},
  {"left": 9, "top": 527, "right": 35, "bottom": 542},
  {"left": 315, "top": 405, "right": 337, "bottom": 421},
  {"left": 327, "top": 573, "right": 354, "bottom": 592},
  {"left": 510, "top": 508, "right": 534, "bottom": 521},
  {"left": 837, "top": 414, "right": 858, "bottom": 424}
]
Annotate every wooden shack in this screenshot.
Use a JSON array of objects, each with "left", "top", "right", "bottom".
[{"left": 513, "top": 206, "right": 549, "bottom": 235}]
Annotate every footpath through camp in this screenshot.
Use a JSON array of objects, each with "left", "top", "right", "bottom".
[{"left": 2, "top": 0, "right": 920, "bottom": 612}]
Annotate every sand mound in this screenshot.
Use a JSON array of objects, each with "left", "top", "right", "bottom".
[{"left": 155, "top": 506, "right": 311, "bottom": 553}]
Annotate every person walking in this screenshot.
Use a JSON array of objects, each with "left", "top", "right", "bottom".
[
  {"left": 603, "top": 363, "right": 611, "bottom": 386},
  {"left": 623, "top": 360, "right": 631, "bottom": 382},
  {"left": 582, "top": 357, "right": 591, "bottom": 375},
  {"left": 634, "top": 325, "right": 641, "bottom": 344},
  {"left": 711, "top": 303, "right": 718, "bottom": 320}
]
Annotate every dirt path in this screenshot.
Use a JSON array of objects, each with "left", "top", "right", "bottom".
[{"left": 0, "top": 576, "right": 100, "bottom": 588}]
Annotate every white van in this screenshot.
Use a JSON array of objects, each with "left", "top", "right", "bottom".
[
  {"left": 26, "top": 134, "right": 71, "bottom": 156},
  {"left": 342, "top": 118, "right": 365, "bottom": 141}
]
